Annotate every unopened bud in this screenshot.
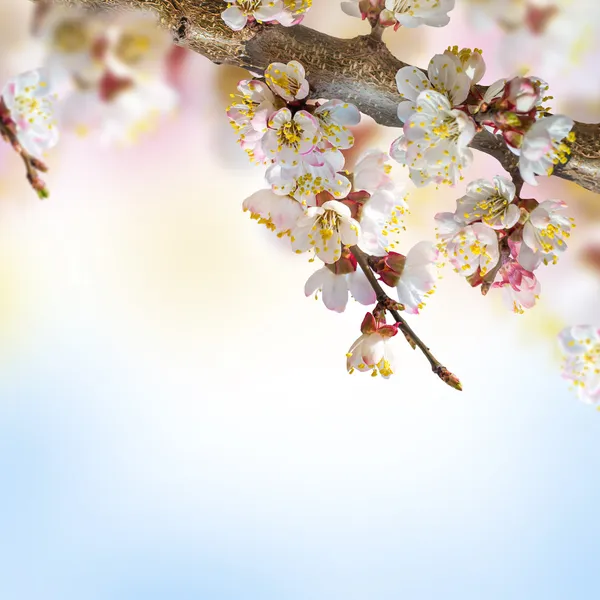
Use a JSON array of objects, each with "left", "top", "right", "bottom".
[
  {"left": 372, "top": 252, "right": 406, "bottom": 287},
  {"left": 437, "top": 367, "right": 463, "bottom": 391},
  {"left": 506, "top": 77, "right": 541, "bottom": 113}
]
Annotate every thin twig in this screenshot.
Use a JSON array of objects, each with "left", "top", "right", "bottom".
[
  {"left": 350, "top": 245, "right": 462, "bottom": 390},
  {"left": 0, "top": 99, "right": 49, "bottom": 198}
]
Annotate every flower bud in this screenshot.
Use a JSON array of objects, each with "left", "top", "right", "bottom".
[
  {"left": 372, "top": 252, "right": 407, "bottom": 287},
  {"left": 506, "top": 77, "right": 541, "bottom": 113}
]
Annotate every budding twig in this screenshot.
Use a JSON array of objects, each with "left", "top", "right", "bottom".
[
  {"left": 0, "top": 99, "right": 50, "bottom": 198},
  {"left": 350, "top": 245, "right": 462, "bottom": 390}
]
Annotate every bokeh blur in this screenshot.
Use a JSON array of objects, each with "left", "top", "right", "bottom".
[{"left": 2, "top": 2, "right": 600, "bottom": 598}]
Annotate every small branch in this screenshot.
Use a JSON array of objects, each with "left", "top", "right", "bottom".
[
  {"left": 0, "top": 99, "right": 49, "bottom": 198},
  {"left": 350, "top": 245, "right": 462, "bottom": 390}
]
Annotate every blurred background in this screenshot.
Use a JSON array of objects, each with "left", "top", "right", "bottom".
[{"left": 1, "top": 1, "right": 600, "bottom": 598}]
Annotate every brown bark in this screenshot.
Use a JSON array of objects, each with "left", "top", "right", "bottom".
[{"left": 33, "top": 0, "right": 600, "bottom": 194}]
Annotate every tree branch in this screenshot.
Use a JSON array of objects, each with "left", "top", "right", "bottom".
[
  {"left": 350, "top": 245, "right": 462, "bottom": 391},
  {"left": 33, "top": 0, "right": 600, "bottom": 195}
]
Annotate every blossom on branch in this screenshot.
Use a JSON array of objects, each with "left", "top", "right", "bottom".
[
  {"left": 457, "top": 176, "right": 519, "bottom": 230},
  {"left": 304, "top": 253, "right": 376, "bottom": 313},
  {"left": 291, "top": 200, "right": 361, "bottom": 264},
  {"left": 346, "top": 312, "right": 400, "bottom": 378},
  {"left": 384, "top": 0, "right": 455, "bottom": 29},
  {"left": 228, "top": 60, "right": 361, "bottom": 202},
  {"left": 391, "top": 90, "right": 475, "bottom": 187},
  {"left": 1, "top": 67, "right": 61, "bottom": 159},
  {"left": 518, "top": 115, "right": 575, "bottom": 185},
  {"left": 221, "top": 0, "right": 284, "bottom": 31}
]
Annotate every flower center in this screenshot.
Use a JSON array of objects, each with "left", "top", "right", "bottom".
[
  {"left": 390, "top": 0, "right": 417, "bottom": 14},
  {"left": 237, "top": 0, "right": 264, "bottom": 13},
  {"left": 472, "top": 192, "right": 509, "bottom": 223},
  {"left": 13, "top": 85, "right": 55, "bottom": 128},
  {"left": 316, "top": 209, "right": 341, "bottom": 242},
  {"left": 432, "top": 116, "right": 460, "bottom": 141},
  {"left": 277, "top": 120, "right": 303, "bottom": 149},
  {"left": 283, "top": 0, "right": 312, "bottom": 14}
]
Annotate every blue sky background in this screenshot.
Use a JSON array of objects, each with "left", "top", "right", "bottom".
[{"left": 2, "top": 1, "right": 600, "bottom": 599}]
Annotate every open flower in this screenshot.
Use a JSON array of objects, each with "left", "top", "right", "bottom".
[
  {"left": 492, "top": 261, "right": 540, "bottom": 314},
  {"left": 558, "top": 325, "right": 600, "bottom": 405},
  {"left": 446, "top": 223, "right": 500, "bottom": 277},
  {"left": 522, "top": 199, "right": 572, "bottom": 262},
  {"left": 518, "top": 115, "right": 575, "bottom": 185},
  {"left": 392, "top": 90, "right": 475, "bottom": 187},
  {"left": 346, "top": 312, "right": 399, "bottom": 378},
  {"left": 1, "top": 68, "right": 61, "bottom": 158},
  {"left": 394, "top": 241, "right": 439, "bottom": 314},
  {"left": 227, "top": 79, "right": 276, "bottom": 140},
  {"left": 457, "top": 176, "right": 519, "bottom": 230},
  {"left": 384, "top": 0, "right": 455, "bottom": 28},
  {"left": 291, "top": 200, "right": 360, "bottom": 263},
  {"left": 304, "top": 262, "right": 376, "bottom": 312},
  {"left": 395, "top": 49, "right": 479, "bottom": 122},
  {"left": 264, "top": 61, "right": 309, "bottom": 102},
  {"left": 242, "top": 188, "right": 304, "bottom": 235},
  {"left": 314, "top": 99, "right": 360, "bottom": 150},
  {"left": 359, "top": 187, "right": 408, "bottom": 256},
  {"left": 221, "top": 0, "right": 284, "bottom": 31},
  {"left": 262, "top": 108, "right": 320, "bottom": 166},
  {"left": 353, "top": 149, "right": 394, "bottom": 191},
  {"left": 266, "top": 147, "right": 351, "bottom": 204},
  {"left": 277, "top": 0, "right": 313, "bottom": 26}
]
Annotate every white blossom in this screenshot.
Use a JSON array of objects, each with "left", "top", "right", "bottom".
[
  {"left": 346, "top": 313, "right": 400, "bottom": 378},
  {"left": 520, "top": 199, "right": 572, "bottom": 267},
  {"left": 359, "top": 188, "right": 408, "bottom": 256},
  {"left": 304, "top": 265, "right": 376, "bottom": 312},
  {"left": 353, "top": 149, "right": 395, "bottom": 192},
  {"left": 384, "top": 0, "right": 455, "bottom": 28},
  {"left": 262, "top": 108, "right": 320, "bottom": 167},
  {"left": 221, "top": 0, "right": 284, "bottom": 31},
  {"left": 264, "top": 61, "right": 309, "bottom": 102},
  {"left": 492, "top": 261, "right": 540, "bottom": 314},
  {"left": 445, "top": 223, "right": 500, "bottom": 277},
  {"left": 277, "top": 0, "right": 313, "bottom": 26},
  {"left": 457, "top": 176, "right": 520, "bottom": 230},
  {"left": 242, "top": 188, "right": 304, "bottom": 235},
  {"left": 518, "top": 115, "right": 575, "bottom": 185},
  {"left": 291, "top": 200, "right": 360, "bottom": 263},
  {"left": 1, "top": 68, "right": 61, "bottom": 158},
  {"left": 395, "top": 241, "right": 439, "bottom": 314},
  {"left": 314, "top": 99, "right": 360, "bottom": 150},
  {"left": 558, "top": 325, "right": 600, "bottom": 405},
  {"left": 391, "top": 90, "right": 475, "bottom": 187},
  {"left": 266, "top": 148, "right": 352, "bottom": 204}
]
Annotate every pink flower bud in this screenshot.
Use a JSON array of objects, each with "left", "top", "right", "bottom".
[{"left": 506, "top": 77, "right": 541, "bottom": 113}]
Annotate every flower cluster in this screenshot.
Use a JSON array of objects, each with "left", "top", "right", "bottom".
[
  {"left": 435, "top": 175, "right": 573, "bottom": 314},
  {"left": 558, "top": 326, "right": 600, "bottom": 406},
  {"left": 0, "top": 67, "right": 63, "bottom": 197},
  {"left": 471, "top": 76, "right": 576, "bottom": 185},
  {"left": 228, "top": 60, "right": 361, "bottom": 204},
  {"left": 221, "top": 0, "right": 312, "bottom": 31},
  {"left": 38, "top": 8, "right": 178, "bottom": 144},
  {"left": 390, "top": 47, "right": 576, "bottom": 188},
  {"left": 341, "top": 0, "right": 455, "bottom": 29},
  {"left": 390, "top": 47, "right": 484, "bottom": 186}
]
